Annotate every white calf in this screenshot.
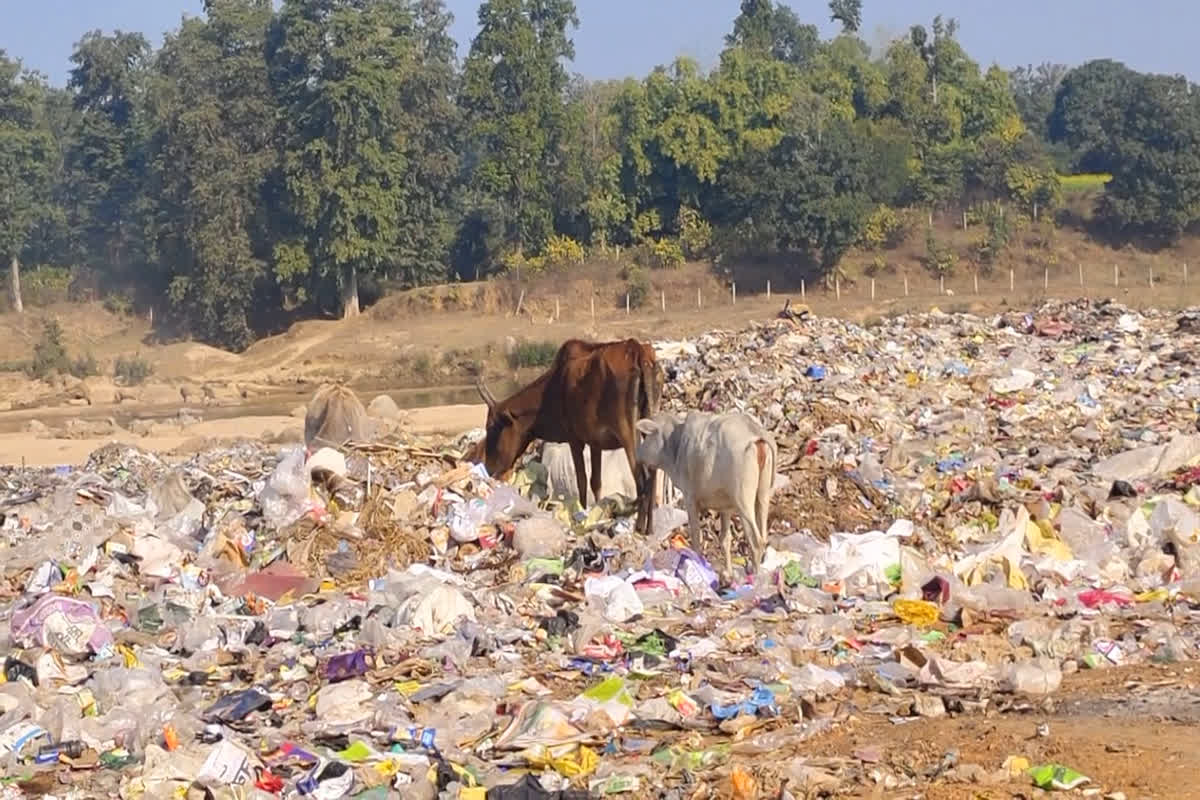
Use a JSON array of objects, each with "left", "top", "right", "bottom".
[{"left": 635, "top": 410, "right": 776, "bottom": 579}]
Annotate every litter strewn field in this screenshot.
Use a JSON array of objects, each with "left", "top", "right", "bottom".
[{"left": 3, "top": 298, "right": 1200, "bottom": 799}]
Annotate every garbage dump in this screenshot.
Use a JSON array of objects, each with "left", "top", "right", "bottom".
[{"left": 3, "top": 297, "right": 1200, "bottom": 797}]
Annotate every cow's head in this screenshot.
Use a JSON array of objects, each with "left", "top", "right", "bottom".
[
  {"left": 472, "top": 378, "right": 532, "bottom": 480},
  {"left": 635, "top": 411, "right": 684, "bottom": 471}
]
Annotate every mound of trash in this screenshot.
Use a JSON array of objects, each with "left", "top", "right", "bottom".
[{"left": 1, "top": 298, "right": 1200, "bottom": 798}]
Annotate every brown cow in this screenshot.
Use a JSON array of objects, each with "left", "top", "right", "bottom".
[{"left": 471, "top": 338, "right": 664, "bottom": 534}]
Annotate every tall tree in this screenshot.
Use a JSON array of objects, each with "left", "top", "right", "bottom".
[
  {"left": 270, "top": 0, "right": 418, "bottom": 316},
  {"left": 146, "top": 0, "right": 276, "bottom": 348},
  {"left": 456, "top": 0, "right": 579, "bottom": 274},
  {"left": 391, "top": 0, "right": 463, "bottom": 287},
  {"left": 715, "top": 113, "right": 875, "bottom": 274},
  {"left": 725, "top": 0, "right": 819, "bottom": 68},
  {"left": 1097, "top": 73, "right": 1200, "bottom": 241},
  {"left": 1048, "top": 58, "right": 1137, "bottom": 173},
  {"left": 829, "top": 0, "right": 862, "bottom": 34},
  {"left": 0, "top": 53, "right": 54, "bottom": 313},
  {"left": 1009, "top": 62, "right": 1068, "bottom": 142},
  {"left": 65, "top": 30, "right": 151, "bottom": 286}
]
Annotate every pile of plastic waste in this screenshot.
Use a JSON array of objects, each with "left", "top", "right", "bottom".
[{"left": 1, "top": 297, "right": 1199, "bottom": 798}]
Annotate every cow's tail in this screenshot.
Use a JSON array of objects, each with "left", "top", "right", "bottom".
[{"left": 754, "top": 437, "right": 775, "bottom": 544}]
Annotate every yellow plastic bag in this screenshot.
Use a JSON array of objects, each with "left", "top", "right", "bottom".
[{"left": 893, "top": 599, "right": 939, "bottom": 628}]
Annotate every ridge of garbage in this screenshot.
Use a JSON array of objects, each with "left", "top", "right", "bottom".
[{"left": 1, "top": 296, "right": 1198, "bottom": 798}]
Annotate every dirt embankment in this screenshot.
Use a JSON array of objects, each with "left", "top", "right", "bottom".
[{"left": 3, "top": 221, "right": 1200, "bottom": 466}]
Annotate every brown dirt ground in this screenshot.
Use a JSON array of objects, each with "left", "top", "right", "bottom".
[{"left": 802, "top": 662, "right": 1200, "bottom": 799}]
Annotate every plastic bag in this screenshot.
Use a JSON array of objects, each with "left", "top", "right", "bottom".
[
  {"left": 10, "top": 594, "right": 114, "bottom": 657},
  {"left": 259, "top": 447, "right": 322, "bottom": 529}
]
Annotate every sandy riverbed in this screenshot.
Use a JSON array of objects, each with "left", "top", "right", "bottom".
[{"left": 0, "top": 403, "right": 485, "bottom": 467}]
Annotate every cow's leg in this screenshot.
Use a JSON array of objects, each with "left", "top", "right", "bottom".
[
  {"left": 620, "top": 438, "right": 650, "bottom": 536},
  {"left": 640, "top": 465, "right": 655, "bottom": 538},
  {"left": 569, "top": 442, "right": 589, "bottom": 509},
  {"left": 734, "top": 494, "right": 765, "bottom": 579},
  {"left": 589, "top": 445, "right": 602, "bottom": 505},
  {"left": 720, "top": 511, "right": 734, "bottom": 584}
]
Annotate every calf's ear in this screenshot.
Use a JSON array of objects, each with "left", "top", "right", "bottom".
[{"left": 635, "top": 418, "right": 659, "bottom": 436}]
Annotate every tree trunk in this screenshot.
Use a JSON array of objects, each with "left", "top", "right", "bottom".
[
  {"left": 341, "top": 264, "right": 360, "bottom": 319},
  {"left": 9, "top": 254, "right": 23, "bottom": 314}
]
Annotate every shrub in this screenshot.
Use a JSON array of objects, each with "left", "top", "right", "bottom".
[
  {"left": 624, "top": 266, "right": 651, "bottom": 309},
  {"left": 29, "top": 319, "right": 69, "bottom": 379},
  {"left": 70, "top": 352, "right": 99, "bottom": 379},
  {"left": 509, "top": 340, "right": 559, "bottom": 369},
  {"left": 102, "top": 292, "right": 134, "bottom": 317},
  {"left": 113, "top": 353, "right": 153, "bottom": 385},
  {"left": 542, "top": 235, "right": 586, "bottom": 269},
  {"left": 633, "top": 238, "right": 685, "bottom": 270},
  {"left": 22, "top": 267, "right": 72, "bottom": 306},
  {"left": 500, "top": 249, "right": 545, "bottom": 275},
  {"left": 411, "top": 353, "right": 433, "bottom": 382},
  {"left": 863, "top": 254, "right": 890, "bottom": 277},
  {"left": 859, "top": 206, "right": 908, "bottom": 251},
  {"left": 973, "top": 202, "right": 1012, "bottom": 269},
  {"left": 922, "top": 229, "right": 957, "bottom": 276},
  {"left": 677, "top": 206, "right": 713, "bottom": 259},
  {"left": 631, "top": 210, "right": 662, "bottom": 243}
]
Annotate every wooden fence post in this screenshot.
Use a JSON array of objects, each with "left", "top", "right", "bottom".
[
  {"left": 766, "top": 280, "right": 771, "bottom": 298},
  {"left": 801, "top": 279, "right": 806, "bottom": 300},
  {"left": 1009, "top": 269, "right": 1014, "bottom": 293},
  {"left": 1114, "top": 264, "right": 1119, "bottom": 288},
  {"left": 835, "top": 278, "right": 841, "bottom": 300},
  {"left": 625, "top": 293, "right": 630, "bottom": 315},
  {"left": 660, "top": 290, "right": 666, "bottom": 313},
  {"left": 904, "top": 275, "right": 909, "bottom": 297},
  {"left": 870, "top": 278, "right": 876, "bottom": 300},
  {"left": 731, "top": 282, "right": 737, "bottom": 304},
  {"left": 1043, "top": 268, "right": 1049, "bottom": 291},
  {"left": 973, "top": 271, "right": 978, "bottom": 294},
  {"left": 1078, "top": 262, "right": 1083, "bottom": 287},
  {"left": 590, "top": 295, "right": 595, "bottom": 322}
]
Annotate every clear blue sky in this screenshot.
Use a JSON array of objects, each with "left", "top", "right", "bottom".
[{"left": 1, "top": 0, "right": 1193, "bottom": 86}]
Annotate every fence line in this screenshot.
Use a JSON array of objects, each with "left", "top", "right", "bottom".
[{"left": 492, "top": 262, "right": 1200, "bottom": 327}]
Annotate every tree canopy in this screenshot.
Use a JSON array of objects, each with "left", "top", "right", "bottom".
[{"left": 0, "top": 1, "right": 1197, "bottom": 347}]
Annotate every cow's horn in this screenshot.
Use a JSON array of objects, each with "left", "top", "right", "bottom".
[{"left": 476, "top": 377, "right": 498, "bottom": 411}]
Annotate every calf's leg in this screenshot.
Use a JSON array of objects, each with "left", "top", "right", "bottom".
[
  {"left": 720, "top": 511, "right": 734, "bottom": 584},
  {"left": 687, "top": 499, "right": 704, "bottom": 556}
]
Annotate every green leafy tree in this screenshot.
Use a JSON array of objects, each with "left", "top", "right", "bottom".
[
  {"left": 146, "top": 0, "right": 276, "bottom": 348},
  {"left": 0, "top": 53, "right": 55, "bottom": 313},
  {"left": 1048, "top": 59, "right": 1137, "bottom": 173},
  {"left": 828, "top": 0, "right": 862, "bottom": 34},
  {"left": 715, "top": 115, "right": 875, "bottom": 274},
  {"left": 1009, "top": 62, "right": 1069, "bottom": 143},
  {"left": 391, "top": 0, "right": 463, "bottom": 287},
  {"left": 725, "top": 0, "right": 819, "bottom": 68},
  {"left": 269, "top": 0, "right": 419, "bottom": 316},
  {"left": 64, "top": 30, "right": 151, "bottom": 286},
  {"left": 1097, "top": 73, "right": 1200, "bottom": 241},
  {"left": 456, "top": 0, "right": 579, "bottom": 275}
]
